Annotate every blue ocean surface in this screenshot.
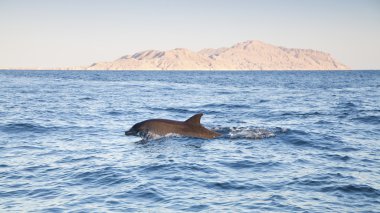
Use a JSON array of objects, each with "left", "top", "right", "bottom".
[{"left": 0, "top": 70, "right": 379, "bottom": 212}]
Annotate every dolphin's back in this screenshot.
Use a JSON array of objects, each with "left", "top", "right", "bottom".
[
  {"left": 138, "top": 114, "right": 220, "bottom": 139},
  {"left": 140, "top": 119, "right": 186, "bottom": 135}
]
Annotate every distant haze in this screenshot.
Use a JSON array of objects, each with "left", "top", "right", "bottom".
[{"left": 0, "top": 0, "right": 379, "bottom": 69}]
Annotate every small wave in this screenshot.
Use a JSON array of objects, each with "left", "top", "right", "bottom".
[
  {"left": 321, "top": 184, "right": 380, "bottom": 198},
  {"left": 220, "top": 160, "right": 281, "bottom": 170},
  {"left": 339, "top": 147, "right": 360, "bottom": 152},
  {"left": 0, "top": 123, "right": 58, "bottom": 134},
  {"left": 281, "top": 130, "right": 315, "bottom": 147},
  {"left": 207, "top": 181, "right": 265, "bottom": 191},
  {"left": 183, "top": 204, "right": 209, "bottom": 212},
  {"left": 352, "top": 115, "right": 380, "bottom": 125},
  {"left": 342, "top": 102, "right": 357, "bottom": 108},
  {"left": 138, "top": 163, "right": 218, "bottom": 177},
  {"left": 139, "top": 163, "right": 172, "bottom": 173},
  {"left": 56, "top": 156, "right": 99, "bottom": 164},
  {"left": 23, "top": 164, "right": 49, "bottom": 172},
  {"left": 148, "top": 107, "right": 196, "bottom": 114},
  {"left": 0, "top": 189, "right": 30, "bottom": 198},
  {"left": 200, "top": 103, "right": 251, "bottom": 109},
  {"left": 14, "top": 145, "right": 44, "bottom": 150},
  {"left": 334, "top": 101, "right": 359, "bottom": 110},
  {"left": 280, "top": 111, "right": 323, "bottom": 117},
  {"left": 325, "top": 154, "right": 351, "bottom": 162},
  {"left": 290, "top": 178, "right": 333, "bottom": 187},
  {"left": 288, "top": 173, "right": 355, "bottom": 188},
  {"left": 41, "top": 208, "right": 65, "bottom": 212},
  {"left": 315, "top": 120, "right": 333, "bottom": 125},
  {"left": 217, "top": 91, "right": 234, "bottom": 95},
  {"left": 280, "top": 130, "right": 350, "bottom": 151},
  {"left": 258, "top": 99, "right": 269, "bottom": 103},
  {"left": 113, "top": 184, "right": 164, "bottom": 202},
  {"left": 106, "top": 110, "right": 124, "bottom": 116},
  {"left": 359, "top": 109, "right": 380, "bottom": 113},
  {"left": 71, "top": 166, "right": 127, "bottom": 187},
  {"left": 19, "top": 89, "right": 38, "bottom": 94},
  {"left": 78, "top": 97, "right": 94, "bottom": 101},
  {"left": 26, "top": 188, "right": 59, "bottom": 199}
]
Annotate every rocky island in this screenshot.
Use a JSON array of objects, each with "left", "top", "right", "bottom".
[{"left": 86, "top": 40, "right": 349, "bottom": 71}]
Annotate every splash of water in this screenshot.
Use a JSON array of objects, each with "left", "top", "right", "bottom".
[
  {"left": 133, "top": 126, "right": 288, "bottom": 141},
  {"left": 213, "top": 126, "right": 288, "bottom": 139}
]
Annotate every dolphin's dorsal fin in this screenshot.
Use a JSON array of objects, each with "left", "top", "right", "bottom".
[{"left": 185, "top": 113, "right": 203, "bottom": 126}]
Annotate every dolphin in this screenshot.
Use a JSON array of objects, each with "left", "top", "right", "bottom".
[{"left": 125, "top": 113, "right": 221, "bottom": 139}]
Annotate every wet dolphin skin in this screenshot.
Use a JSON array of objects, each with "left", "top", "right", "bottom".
[{"left": 125, "top": 113, "right": 221, "bottom": 139}]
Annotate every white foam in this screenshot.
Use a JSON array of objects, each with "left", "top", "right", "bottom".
[
  {"left": 213, "top": 126, "right": 280, "bottom": 139},
  {"left": 140, "top": 132, "right": 182, "bottom": 140}
]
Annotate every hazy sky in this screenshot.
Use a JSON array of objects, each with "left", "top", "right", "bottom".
[{"left": 0, "top": 0, "right": 379, "bottom": 69}]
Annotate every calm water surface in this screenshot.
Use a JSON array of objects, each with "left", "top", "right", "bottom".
[{"left": 0, "top": 70, "right": 379, "bottom": 212}]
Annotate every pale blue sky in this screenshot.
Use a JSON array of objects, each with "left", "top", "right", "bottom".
[{"left": 0, "top": 0, "right": 379, "bottom": 69}]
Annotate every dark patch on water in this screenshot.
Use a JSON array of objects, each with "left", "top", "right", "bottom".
[
  {"left": 321, "top": 184, "right": 380, "bottom": 198},
  {"left": 280, "top": 111, "right": 324, "bottom": 117},
  {"left": 258, "top": 99, "right": 269, "bottom": 103},
  {"left": 220, "top": 160, "right": 281, "bottom": 171},
  {"left": 106, "top": 110, "right": 124, "bottom": 116},
  {"left": 326, "top": 154, "right": 351, "bottom": 162},
  {"left": 113, "top": 184, "right": 165, "bottom": 202},
  {"left": 182, "top": 204, "right": 209, "bottom": 212},
  {"left": 55, "top": 156, "right": 100, "bottom": 164},
  {"left": 26, "top": 188, "right": 60, "bottom": 199},
  {"left": 147, "top": 107, "right": 196, "bottom": 114},
  {"left": 208, "top": 181, "right": 264, "bottom": 191},
  {"left": 352, "top": 115, "right": 380, "bottom": 125},
  {"left": 78, "top": 97, "right": 95, "bottom": 101},
  {"left": 201, "top": 103, "right": 251, "bottom": 109},
  {"left": 70, "top": 167, "right": 128, "bottom": 187},
  {"left": 280, "top": 129, "right": 352, "bottom": 152},
  {"left": 0, "top": 123, "right": 59, "bottom": 134}
]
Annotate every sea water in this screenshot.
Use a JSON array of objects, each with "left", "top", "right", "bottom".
[{"left": 0, "top": 70, "right": 379, "bottom": 212}]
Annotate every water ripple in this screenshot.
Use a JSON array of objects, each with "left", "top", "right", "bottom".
[
  {"left": 0, "top": 70, "right": 379, "bottom": 212},
  {"left": 0, "top": 123, "right": 59, "bottom": 134},
  {"left": 321, "top": 184, "right": 380, "bottom": 198}
]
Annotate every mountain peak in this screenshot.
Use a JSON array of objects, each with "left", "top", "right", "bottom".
[{"left": 232, "top": 40, "right": 269, "bottom": 48}]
